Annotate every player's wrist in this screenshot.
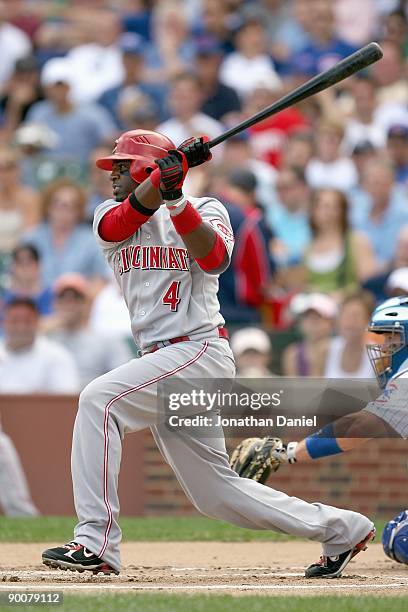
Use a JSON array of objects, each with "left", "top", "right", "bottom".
[
  {"left": 165, "top": 194, "right": 188, "bottom": 215},
  {"left": 128, "top": 192, "right": 159, "bottom": 216},
  {"left": 170, "top": 200, "right": 202, "bottom": 234},
  {"left": 162, "top": 188, "right": 183, "bottom": 201},
  {"left": 286, "top": 441, "right": 298, "bottom": 464}
]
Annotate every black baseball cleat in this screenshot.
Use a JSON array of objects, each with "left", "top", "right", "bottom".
[
  {"left": 305, "top": 527, "right": 376, "bottom": 579},
  {"left": 42, "top": 541, "right": 119, "bottom": 575}
]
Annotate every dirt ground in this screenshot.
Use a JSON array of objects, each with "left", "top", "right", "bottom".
[{"left": 1, "top": 542, "right": 408, "bottom": 597}]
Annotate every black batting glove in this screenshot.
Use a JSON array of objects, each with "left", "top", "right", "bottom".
[
  {"left": 178, "top": 135, "right": 212, "bottom": 168},
  {"left": 155, "top": 149, "right": 189, "bottom": 201}
]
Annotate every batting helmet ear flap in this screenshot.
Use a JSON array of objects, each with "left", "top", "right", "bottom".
[{"left": 129, "top": 158, "right": 158, "bottom": 183}]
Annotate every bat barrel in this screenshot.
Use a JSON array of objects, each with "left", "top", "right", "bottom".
[{"left": 209, "top": 42, "right": 383, "bottom": 149}]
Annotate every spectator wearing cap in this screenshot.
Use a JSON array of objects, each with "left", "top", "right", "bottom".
[
  {"left": 349, "top": 141, "right": 377, "bottom": 191},
  {"left": 12, "top": 123, "right": 60, "bottom": 191},
  {"left": 193, "top": 0, "right": 236, "bottom": 55},
  {"left": 215, "top": 169, "right": 275, "bottom": 322},
  {"left": 220, "top": 132, "right": 277, "bottom": 209},
  {"left": 157, "top": 71, "right": 223, "bottom": 148},
  {"left": 25, "top": 58, "right": 117, "bottom": 163},
  {"left": 343, "top": 75, "right": 387, "bottom": 154},
  {"left": 47, "top": 274, "right": 132, "bottom": 390},
  {"left": 230, "top": 327, "right": 274, "bottom": 377},
  {"left": 267, "top": 166, "right": 311, "bottom": 267},
  {"left": 219, "top": 16, "right": 281, "bottom": 100},
  {"left": 98, "top": 32, "right": 166, "bottom": 128},
  {"left": 288, "top": 2, "right": 357, "bottom": 78},
  {"left": 0, "top": 298, "right": 79, "bottom": 393},
  {"left": 324, "top": 291, "right": 375, "bottom": 379},
  {"left": 22, "top": 178, "right": 110, "bottom": 289},
  {"left": 387, "top": 124, "right": 408, "bottom": 186},
  {"left": 2, "top": 244, "right": 53, "bottom": 316},
  {"left": 0, "top": 13, "right": 31, "bottom": 89},
  {"left": 306, "top": 118, "right": 358, "bottom": 192},
  {"left": 303, "top": 188, "right": 378, "bottom": 298},
  {"left": 194, "top": 35, "right": 241, "bottom": 122},
  {"left": 0, "top": 55, "right": 43, "bottom": 138},
  {"left": 350, "top": 157, "right": 408, "bottom": 266},
  {"left": 282, "top": 293, "right": 336, "bottom": 377}
]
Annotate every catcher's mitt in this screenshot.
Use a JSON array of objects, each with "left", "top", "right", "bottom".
[{"left": 229, "top": 437, "right": 284, "bottom": 484}]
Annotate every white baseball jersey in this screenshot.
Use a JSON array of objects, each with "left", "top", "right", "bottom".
[
  {"left": 364, "top": 358, "right": 408, "bottom": 438},
  {"left": 93, "top": 196, "right": 235, "bottom": 351},
  {"left": 69, "top": 192, "right": 373, "bottom": 572}
]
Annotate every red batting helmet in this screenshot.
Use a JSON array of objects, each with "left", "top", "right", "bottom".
[{"left": 96, "top": 129, "right": 175, "bottom": 183}]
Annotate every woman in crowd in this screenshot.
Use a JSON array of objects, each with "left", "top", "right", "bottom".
[
  {"left": 324, "top": 291, "right": 375, "bottom": 379},
  {"left": 303, "top": 188, "right": 378, "bottom": 299},
  {"left": 22, "top": 178, "right": 109, "bottom": 291}
]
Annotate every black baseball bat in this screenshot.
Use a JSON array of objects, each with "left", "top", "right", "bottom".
[{"left": 208, "top": 42, "right": 383, "bottom": 148}]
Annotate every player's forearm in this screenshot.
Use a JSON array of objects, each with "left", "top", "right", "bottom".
[
  {"left": 168, "top": 198, "right": 227, "bottom": 271},
  {"left": 99, "top": 178, "right": 162, "bottom": 242},
  {"left": 134, "top": 176, "right": 162, "bottom": 210},
  {"left": 179, "top": 222, "right": 218, "bottom": 258}
]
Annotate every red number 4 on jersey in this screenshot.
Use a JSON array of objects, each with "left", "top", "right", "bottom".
[{"left": 162, "top": 281, "right": 181, "bottom": 312}]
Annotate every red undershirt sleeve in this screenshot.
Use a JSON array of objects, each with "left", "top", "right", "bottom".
[{"left": 98, "top": 197, "right": 151, "bottom": 242}]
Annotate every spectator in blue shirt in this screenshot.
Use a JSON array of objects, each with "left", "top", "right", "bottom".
[
  {"left": 22, "top": 178, "right": 110, "bottom": 289},
  {"left": 26, "top": 58, "right": 117, "bottom": 162},
  {"left": 289, "top": 2, "right": 357, "bottom": 77},
  {"left": 350, "top": 157, "right": 408, "bottom": 266},
  {"left": 98, "top": 33, "right": 166, "bottom": 127},
  {"left": 194, "top": 35, "right": 241, "bottom": 122},
  {"left": 267, "top": 166, "right": 311, "bottom": 266},
  {"left": 1, "top": 244, "right": 53, "bottom": 316},
  {"left": 387, "top": 124, "right": 408, "bottom": 187}
]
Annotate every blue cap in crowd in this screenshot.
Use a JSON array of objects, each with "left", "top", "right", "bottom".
[
  {"left": 194, "top": 36, "right": 222, "bottom": 56},
  {"left": 119, "top": 32, "right": 144, "bottom": 56},
  {"left": 388, "top": 124, "right": 408, "bottom": 140}
]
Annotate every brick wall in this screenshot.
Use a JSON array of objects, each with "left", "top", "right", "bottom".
[
  {"left": 1, "top": 396, "right": 407, "bottom": 518},
  {"left": 142, "top": 432, "right": 408, "bottom": 518}
]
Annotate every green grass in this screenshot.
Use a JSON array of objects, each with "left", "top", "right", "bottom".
[
  {"left": 9, "top": 595, "right": 407, "bottom": 612},
  {"left": 0, "top": 516, "right": 387, "bottom": 543}
]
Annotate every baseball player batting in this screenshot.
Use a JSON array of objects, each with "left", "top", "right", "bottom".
[{"left": 41, "top": 130, "right": 375, "bottom": 579}]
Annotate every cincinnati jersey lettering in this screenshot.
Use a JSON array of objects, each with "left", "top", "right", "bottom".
[{"left": 117, "top": 245, "right": 190, "bottom": 275}]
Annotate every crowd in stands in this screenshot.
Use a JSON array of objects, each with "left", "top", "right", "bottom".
[{"left": 0, "top": 0, "right": 406, "bottom": 390}]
